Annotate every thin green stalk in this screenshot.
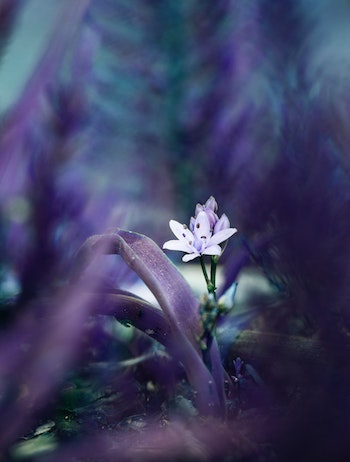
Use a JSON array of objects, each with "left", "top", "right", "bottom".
[
  {"left": 200, "top": 256, "right": 210, "bottom": 288},
  {"left": 200, "top": 255, "right": 220, "bottom": 370},
  {"left": 210, "top": 256, "right": 218, "bottom": 301}
]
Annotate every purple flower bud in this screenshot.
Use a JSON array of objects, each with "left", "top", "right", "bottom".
[
  {"left": 233, "top": 357, "right": 244, "bottom": 376},
  {"left": 214, "top": 213, "right": 230, "bottom": 234},
  {"left": 189, "top": 216, "right": 196, "bottom": 232},
  {"left": 195, "top": 196, "right": 219, "bottom": 230},
  {"left": 205, "top": 209, "right": 219, "bottom": 229},
  {"left": 204, "top": 196, "right": 218, "bottom": 213}
]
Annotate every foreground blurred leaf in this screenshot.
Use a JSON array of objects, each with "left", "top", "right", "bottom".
[{"left": 0, "top": 0, "right": 22, "bottom": 64}]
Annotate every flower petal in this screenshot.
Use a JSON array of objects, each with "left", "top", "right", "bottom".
[
  {"left": 163, "top": 240, "right": 192, "bottom": 253},
  {"left": 214, "top": 213, "right": 230, "bottom": 233},
  {"left": 169, "top": 220, "right": 191, "bottom": 241},
  {"left": 193, "top": 211, "right": 211, "bottom": 240},
  {"left": 189, "top": 216, "right": 195, "bottom": 232},
  {"left": 210, "top": 227, "right": 237, "bottom": 245},
  {"left": 202, "top": 244, "right": 222, "bottom": 256},
  {"left": 182, "top": 252, "right": 200, "bottom": 262},
  {"left": 195, "top": 203, "right": 203, "bottom": 217},
  {"left": 205, "top": 196, "right": 218, "bottom": 212},
  {"left": 169, "top": 220, "right": 194, "bottom": 245}
]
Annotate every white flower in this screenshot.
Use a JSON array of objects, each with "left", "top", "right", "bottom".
[{"left": 163, "top": 210, "right": 237, "bottom": 262}]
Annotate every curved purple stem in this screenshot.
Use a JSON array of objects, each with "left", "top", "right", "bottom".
[
  {"left": 73, "top": 230, "right": 223, "bottom": 416},
  {"left": 98, "top": 290, "right": 172, "bottom": 348}
]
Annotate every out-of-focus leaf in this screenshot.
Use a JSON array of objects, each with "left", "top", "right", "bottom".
[
  {"left": 10, "top": 432, "right": 57, "bottom": 460},
  {"left": 0, "top": 285, "right": 100, "bottom": 452},
  {"left": 0, "top": 0, "right": 22, "bottom": 64},
  {"left": 0, "top": 0, "right": 91, "bottom": 196}
]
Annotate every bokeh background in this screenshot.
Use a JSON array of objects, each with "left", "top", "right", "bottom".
[{"left": 1, "top": 0, "right": 350, "bottom": 460}]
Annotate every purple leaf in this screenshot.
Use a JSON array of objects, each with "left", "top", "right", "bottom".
[
  {"left": 74, "top": 230, "right": 222, "bottom": 415},
  {"left": 209, "top": 337, "right": 226, "bottom": 413},
  {"left": 116, "top": 230, "right": 202, "bottom": 345},
  {"left": 98, "top": 290, "right": 172, "bottom": 348},
  {"left": 74, "top": 230, "right": 202, "bottom": 348}
]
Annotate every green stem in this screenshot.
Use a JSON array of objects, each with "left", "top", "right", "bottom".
[
  {"left": 200, "top": 256, "right": 210, "bottom": 288},
  {"left": 199, "top": 255, "right": 220, "bottom": 364},
  {"left": 210, "top": 256, "right": 218, "bottom": 301}
]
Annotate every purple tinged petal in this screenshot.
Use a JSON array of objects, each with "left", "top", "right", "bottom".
[
  {"left": 205, "top": 196, "right": 218, "bottom": 212},
  {"left": 182, "top": 252, "right": 200, "bottom": 262},
  {"left": 210, "top": 228, "right": 237, "bottom": 245},
  {"left": 214, "top": 213, "right": 230, "bottom": 233},
  {"left": 206, "top": 210, "right": 219, "bottom": 229},
  {"left": 202, "top": 244, "right": 222, "bottom": 256},
  {"left": 169, "top": 220, "right": 189, "bottom": 241},
  {"left": 195, "top": 203, "right": 202, "bottom": 216},
  {"left": 190, "top": 216, "right": 196, "bottom": 232},
  {"left": 163, "top": 240, "right": 192, "bottom": 253},
  {"left": 204, "top": 197, "right": 219, "bottom": 228},
  {"left": 193, "top": 211, "right": 211, "bottom": 240}
]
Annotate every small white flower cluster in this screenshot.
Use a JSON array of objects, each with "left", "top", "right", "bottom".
[{"left": 163, "top": 196, "right": 237, "bottom": 262}]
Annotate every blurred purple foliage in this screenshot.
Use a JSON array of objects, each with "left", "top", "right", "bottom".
[{"left": 0, "top": 0, "right": 350, "bottom": 460}]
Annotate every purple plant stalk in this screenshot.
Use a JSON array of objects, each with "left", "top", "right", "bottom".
[{"left": 74, "top": 228, "right": 228, "bottom": 417}]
